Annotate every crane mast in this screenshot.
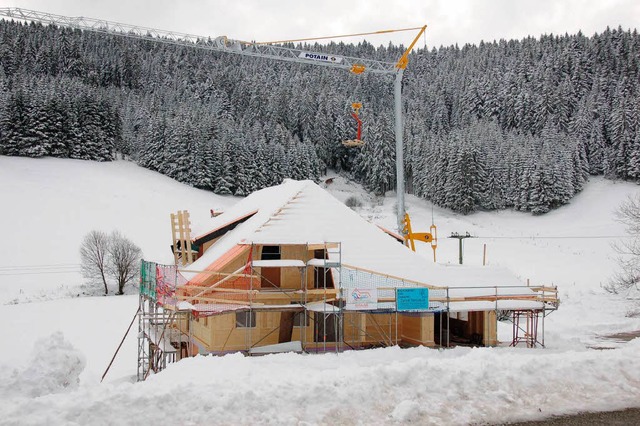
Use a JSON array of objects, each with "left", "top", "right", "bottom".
[{"left": 0, "top": 7, "right": 425, "bottom": 233}]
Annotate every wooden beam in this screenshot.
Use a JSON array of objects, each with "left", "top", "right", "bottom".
[
  {"left": 178, "top": 269, "right": 258, "bottom": 279},
  {"left": 184, "top": 210, "right": 193, "bottom": 264},
  {"left": 305, "top": 288, "right": 339, "bottom": 296},
  {"left": 181, "top": 287, "right": 258, "bottom": 294},
  {"left": 306, "top": 243, "right": 340, "bottom": 250},
  {"left": 170, "top": 213, "right": 179, "bottom": 265},
  {"left": 178, "top": 296, "right": 249, "bottom": 308},
  {"left": 178, "top": 211, "right": 187, "bottom": 266}
]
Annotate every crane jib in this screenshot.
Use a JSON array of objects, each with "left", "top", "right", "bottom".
[{"left": 298, "top": 52, "right": 343, "bottom": 64}]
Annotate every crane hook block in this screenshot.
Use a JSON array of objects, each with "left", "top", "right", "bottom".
[
  {"left": 342, "top": 139, "right": 365, "bottom": 147},
  {"left": 343, "top": 103, "right": 364, "bottom": 147}
]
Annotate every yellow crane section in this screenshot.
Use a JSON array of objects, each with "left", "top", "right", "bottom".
[
  {"left": 395, "top": 25, "right": 427, "bottom": 70},
  {"left": 402, "top": 213, "right": 438, "bottom": 262}
]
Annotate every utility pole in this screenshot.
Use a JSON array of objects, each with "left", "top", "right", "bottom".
[{"left": 449, "top": 232, "right": 474, "bottom": 265}]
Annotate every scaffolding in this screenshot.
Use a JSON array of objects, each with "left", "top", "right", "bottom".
[
  {"left": 507, "top": 285, "right": 558, "bottom": 348},
  {"left": 510, "top": 310, "right": 541, "bottom": 348},
  {"left": 243, "top": 242, "right": 343, "bottom": 355},
  {"left": 306, "top": 242, "right": 343, "bottom": 353},
  {"left": 137, "top": 249, "right": 559, "bottom": 380},
  {"left": 137, "top": 261, "right": 192, "bottom": 381}
]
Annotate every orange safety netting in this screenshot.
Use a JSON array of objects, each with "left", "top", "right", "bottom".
[
  {"left": 179, "top": 248, "right": 255, "bottom": 305},
  {"left": 141, "top": 248, "right": 258, "bottom": 315}
]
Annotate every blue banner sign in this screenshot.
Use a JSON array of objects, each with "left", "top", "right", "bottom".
[{"left": 396, "top": 288, "right": 430, "bottom": 312}]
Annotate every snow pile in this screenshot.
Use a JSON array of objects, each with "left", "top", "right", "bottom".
[
  {"left": 0, "top": 295, "right": 139, "bottom": 384},
  {"left": 0, "top": 342, "right": 639, "bottom": 424},
  {"left": 143, "top": 343, "right": 640, "bottom": 425},
  {"left": 0, "top": 332, "right": 85, "bottom": 398}
]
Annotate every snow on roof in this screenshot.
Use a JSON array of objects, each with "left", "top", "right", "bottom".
[
  {"left": 306, "top": 301, "right": 341, "bottom": 312},
  {"left": 447, "top": 300, "right": 544, "bottom": 312},
  {"left": 184, "top": 179, "right": 524, "bottom": 288}
]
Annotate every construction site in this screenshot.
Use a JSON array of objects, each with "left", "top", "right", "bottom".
[
  {"left": 136, "top": 180, "right": 559, "bottom": 381},
  {"left": 0, "top": 8, "right": 559, "bottom": 383}
]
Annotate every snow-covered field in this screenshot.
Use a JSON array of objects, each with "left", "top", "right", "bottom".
[{"left": 1, "top": 156, "right": 640, "bottom": 425}]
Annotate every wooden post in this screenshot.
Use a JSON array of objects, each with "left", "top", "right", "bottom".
[
  {"left": 170, "top": 213, "right": 179, "bottom": 265},
  {"left": 101, "top": 307, "right": 140, "bottom": 382},
  {"left": 183, "top": 210, "right": 193, "bottom": 265},
  {"left": 177, "top": 211, "right": 186, "bottom": 265},
  {"left": 171, "top": 210, "right": 194, "bottom": 266}
]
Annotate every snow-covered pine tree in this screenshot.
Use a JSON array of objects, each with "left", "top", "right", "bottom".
[{"left": 1, "top": 81, "right": 31, "bottom": 156}]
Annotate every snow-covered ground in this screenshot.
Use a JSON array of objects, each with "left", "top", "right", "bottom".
[{"left": 1, "top": 156, "right": 639, "bottom": 425}]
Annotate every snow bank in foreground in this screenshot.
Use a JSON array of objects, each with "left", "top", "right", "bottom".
[
  {"left": 1, "top": 341, "right": 639, "bottom": 425},
  {"left": 0, "top": 332, "right": 85, "bottom": 399}
]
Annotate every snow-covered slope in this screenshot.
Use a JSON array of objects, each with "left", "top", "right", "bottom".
[
  {"left": 1, "top": 157, "right": 639, "bottom": 425},
  {"left": 0, "top": 156, "right": 238, "bottom": 303}
]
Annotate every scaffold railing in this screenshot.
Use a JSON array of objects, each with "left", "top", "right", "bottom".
[{"left": 137, "top": 255, "right": 559, "bottom": 379}]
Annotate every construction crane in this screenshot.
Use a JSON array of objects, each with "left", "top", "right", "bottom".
[{"left": 0, "top": 7, "right": 426, "bottom": 234}]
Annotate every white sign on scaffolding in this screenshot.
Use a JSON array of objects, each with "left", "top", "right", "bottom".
[
  {"left": 298, "top": 51, "right": 344, "bottom": 64},
  {"left": 345, "top": 288, "right": 378, "bottom": 310}
]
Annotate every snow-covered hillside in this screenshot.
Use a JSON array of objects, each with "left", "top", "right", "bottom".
[
  {"left": 0, "top": 156, "right": 239, "bottom": 303},
  {"left": 1, "top": 157, "right": 639, "bottom": 425}
]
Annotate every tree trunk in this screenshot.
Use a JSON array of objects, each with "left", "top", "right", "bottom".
[
  {"left": 101, "top": 271, "right": 108, "bottom": 295},
  {"left": 117, "top": 276, "right": 125, "bottom": 295}
]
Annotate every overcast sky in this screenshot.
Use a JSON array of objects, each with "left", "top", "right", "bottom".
[{"left": 0, "top": 0, "right": 638, "bottom": 49}]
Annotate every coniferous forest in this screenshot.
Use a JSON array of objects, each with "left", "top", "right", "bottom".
[{"left": 0, "top": 20, "right": 639, "bottom": 214}]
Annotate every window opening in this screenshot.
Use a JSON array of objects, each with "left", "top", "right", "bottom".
[
  {"left": 260, "top": 245, "right": 282, "bottom": 288},
  {"left": 293, "top": 311, "right": 307, "bottom": 328},
  {"left": 261, "top": 245, "right": 281, "bottom": 260},
  {"left": 236, "top": 311, "right": 256, "bottom": 328}
]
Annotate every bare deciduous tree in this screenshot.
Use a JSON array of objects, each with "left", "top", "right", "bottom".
[
  {"left": 79, "top": 230, "right": 110, "bottom": 295},
  {"left": 607, "top": 195, "right": 640, "bottom": 294},
  {"left": 107, "top": 230, "right": 143, "bottom": 295}
]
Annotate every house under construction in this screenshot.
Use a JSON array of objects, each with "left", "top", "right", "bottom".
[{"left": 137, "top": 179, "right": 558, "bottom": 381}]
